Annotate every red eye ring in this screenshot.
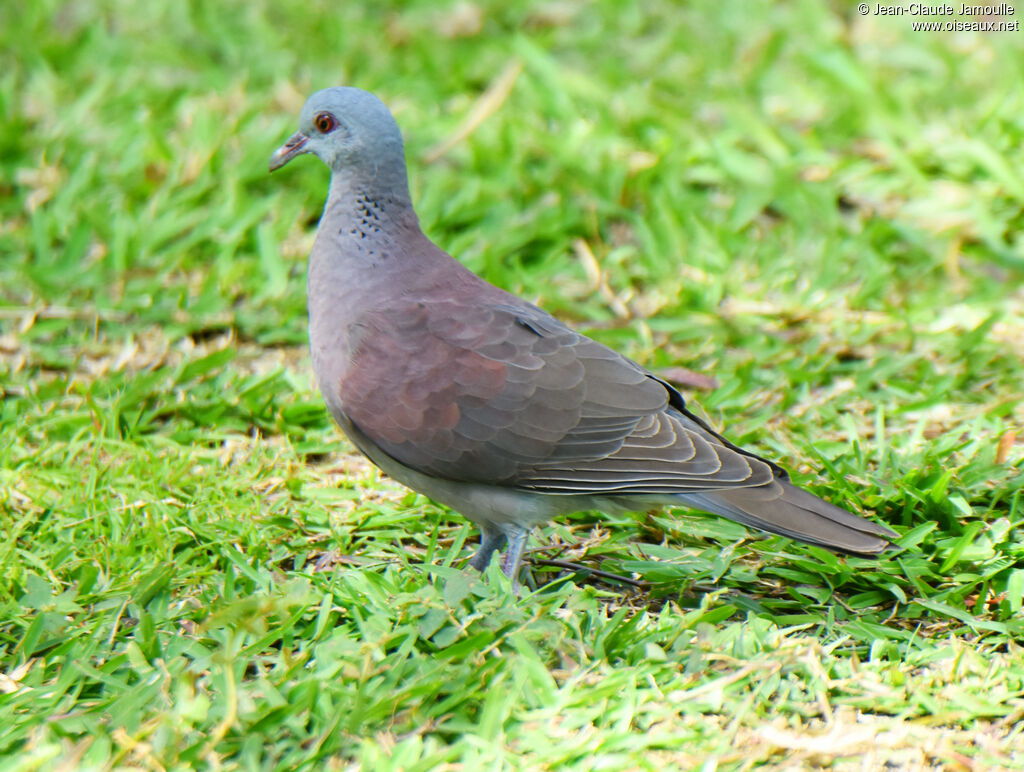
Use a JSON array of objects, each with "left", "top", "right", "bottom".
[{"left": 314, "top": 112, "right": 337, "bottom": 133}]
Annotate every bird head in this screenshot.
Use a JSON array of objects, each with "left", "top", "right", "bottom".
[{"left": 269, "top": 87, "right": 406, "bottom": 179}]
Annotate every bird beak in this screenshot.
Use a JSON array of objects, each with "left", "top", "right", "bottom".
[{"left": 269, "top": 131, "right": 310, "bottom": 172}]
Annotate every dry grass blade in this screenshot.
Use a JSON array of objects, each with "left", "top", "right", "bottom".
[{"left": 422, "top": 59, "right": 522, "bottom": 163}]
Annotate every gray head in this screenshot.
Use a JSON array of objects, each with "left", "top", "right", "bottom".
[{"left": 269, "top": 87, "right": 410, "bottom": 198}]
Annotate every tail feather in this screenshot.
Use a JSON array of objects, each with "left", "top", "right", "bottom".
[{"left": 679, "top": 481, "right": 896, "bottom": 555}]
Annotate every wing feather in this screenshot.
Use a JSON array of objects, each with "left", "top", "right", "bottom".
[{"left": 337, "top": 298, "right": 778, "bottom": 493}]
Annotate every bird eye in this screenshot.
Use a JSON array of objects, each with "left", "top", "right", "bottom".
[{"left": 314, "top": 112, "right": 337, "bottom": 134}]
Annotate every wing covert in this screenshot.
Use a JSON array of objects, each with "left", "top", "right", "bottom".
[{"left": 338, "top": 299, "right": 779, "bottom": 495}]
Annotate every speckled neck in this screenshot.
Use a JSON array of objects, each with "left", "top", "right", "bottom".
[{"left": 315, "top": 182, "right": 420, "bottom": 269}]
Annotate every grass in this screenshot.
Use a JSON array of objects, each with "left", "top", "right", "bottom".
[{"left": 2, "top": 0, "right": 1024, "bottom": 768}]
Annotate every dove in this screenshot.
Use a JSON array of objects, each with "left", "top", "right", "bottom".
[{"left": 270, "top": 87, "right": 896, "bottom": 585}]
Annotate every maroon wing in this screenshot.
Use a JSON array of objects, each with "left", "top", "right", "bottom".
[{"left": 337, "top": 299, "right": 775, "bottom": 492}]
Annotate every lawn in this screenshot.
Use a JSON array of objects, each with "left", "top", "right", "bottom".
[{"left": 2, "top": 0, "right": 1024, "bottom": 769}]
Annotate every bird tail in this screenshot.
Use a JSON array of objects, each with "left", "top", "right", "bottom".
[{"left": 678, "top": 481, "right": 896, "bottom": 555}]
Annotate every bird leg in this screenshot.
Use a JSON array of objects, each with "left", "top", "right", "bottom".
[
  {"left": 468, "top": 523, "right": 507, "bottom": 572},
  {"left": 499, "top": 525, "right": 530, "bottom": 586}
]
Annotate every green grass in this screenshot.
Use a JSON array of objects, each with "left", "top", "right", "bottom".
[{"left": 2, "top": 0, "right": 1024, "bottom": 768}]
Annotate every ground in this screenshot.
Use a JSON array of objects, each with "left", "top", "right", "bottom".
[{"left": 1, "top": 0, "right": 1023, "bottom": 769}]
